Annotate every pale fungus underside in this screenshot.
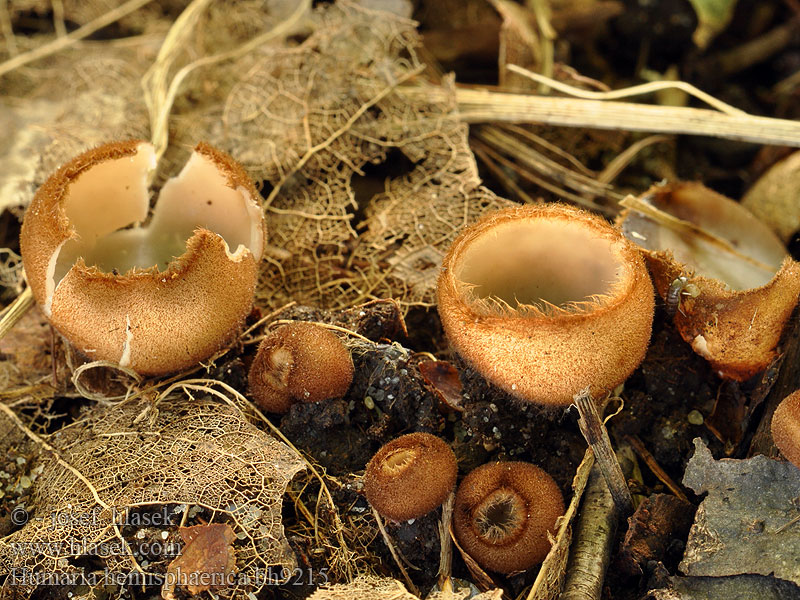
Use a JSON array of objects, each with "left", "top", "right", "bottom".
[
  {"left": 437, "top": 203, "right": 654, "bottom": 405},
  {"left": 20, "top": 140, "right": 265, "bottom": 375}
]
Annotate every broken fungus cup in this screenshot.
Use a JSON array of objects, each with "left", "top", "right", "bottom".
[
  {"left": 618, "top": 182, "right": 800, "bottom": 381},
  {"left": 20, "top": 140, "right": 265, "bottom": 376},
  {"left": 771, "top": 389, "right": 800, "bottom": 470},
  {"left": 364, "top": 432, "right": 458, "bottom": 522},
  {"left": 437, "top": 203, "right": 654, "bottom": 406},
  {"left": 248, "top": 321, "right": 354, "bottom": 414},
  {"left": 453, "top": 461, "right": 564, "bottom": 574}
]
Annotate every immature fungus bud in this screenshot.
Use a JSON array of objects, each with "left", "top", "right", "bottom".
[
  {"left": 453, "top": 461, "right": 564, "bottom": 574},
  {"left": 248, "top": 322, "right": 354, "bottom": 413},
  {"left": 437, "top": 204, "right": 654, "bottom": 406},
  {"left": 619, "top": 182, "right": 800, "bottom": 380},
  {"left": 771, "top": 389, "right": 800, "bottom": 470},
  {"left": 20, "top": 140, "right": 265, "bottom": 375},
  {"left": 364, "top": 432, "right": 458, "bottom": 522}
]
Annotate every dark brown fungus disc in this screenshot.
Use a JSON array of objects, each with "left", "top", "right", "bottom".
[
  {"left": 364, "top": 432, "right": 458, "bottom": 522},
  {"left": 453, "top": 461, "right": 564, "bottom": 574}
]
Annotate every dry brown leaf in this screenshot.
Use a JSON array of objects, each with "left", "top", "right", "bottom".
[
  {"left": 0, "top": 397, "right": 304, "bottom": 598},
  {"left": 162, "top": 523, "right": 237, "bottom": 598}
]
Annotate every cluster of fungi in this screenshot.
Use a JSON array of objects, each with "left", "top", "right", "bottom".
[{"left": 17, "top": 141, "right": 800, "bottom": 582}]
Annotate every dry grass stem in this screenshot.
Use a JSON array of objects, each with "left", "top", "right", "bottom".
[
  {"left": 0, "top": 287, "right": 32, "bottom": 342},
  {"left": 410, "top": 87, "right": 800, "bottom": 147},
  {"left": 372, "top": 507, "right": 419, "bottom": 596},
  {"left": 0, "top": 0, "right": 156, "bottom": 78},
  {"left": 506, "top": 64, "right": 746, "bottom": 115},
  {"left": 525, "top": 448, "right": 594, "bottom": 600}
]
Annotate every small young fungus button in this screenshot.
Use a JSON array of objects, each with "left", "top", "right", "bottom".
[
  {"left": 364, "top": 432, "right": 458, "bottom": 522},
  {"left": 437, "top": 204, "right": 654, "bottom": 406},
  {"left": 247, "top": 322, "right": 354, "bottom": 414},
  {"left": 771, "top": 389, "right": 800, "bottom": 469},
  {"left": 20, "top": 140, "right": 265, "bottom": 375},
  {"left": 453, "top": 461, "right": 564, "bottom": 574}
]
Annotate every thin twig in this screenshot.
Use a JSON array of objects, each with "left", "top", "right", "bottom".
[
  {"left": 438, "top": 491, "right": 455, "bottom": 589},
  {"left": 574, "top": 388, "right": 634, "bottom": 516},
  {"left": 0, "top": 0, "right": 157, "bottom": 78},
  {"left": 560, "top": 464, "right": 617, "bottom": 600},
  {"left": 598, "top": 135, "right": 672, "bottom": 185},
  {"left": 0, "top": 287, "right": 33, "bottom": 343},
  {"left": 624, "top": 434, "right": 690, "bottom": 503},
  {"left": 372, "top": 507, "right": 418, "bottom": 596}
]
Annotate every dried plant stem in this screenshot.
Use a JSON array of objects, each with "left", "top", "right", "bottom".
[
  {"left": 142, "top": 0, "right": 214, "bottom": 160},
  {"left": 0, "top": 0, "right": 18, "bottom": 56},
  {"left": 145, "top": 0, "right": 311, "bottom": 162},
  {"left": 560, "top": 464, "right": 617, "bottom": 600},
  {"left": 372, "top": 507, "right": 418, "bottom": 596},
  {"left": 526, "top": 447, "right": 594, "bottom": 600},
  {"left": 624, "top": 434, "right": 690, "bottom": 503},
  {"left": 473, "top": 143, "right": 538, "bottom": 204},
  {"left": 471, "top": 136, "right": 611, "bottom": 214},
  {"left": 410, "top": 87, "right": 800, "bottom": 147},
  {"left": 574, "top": 388, "right": 634, "bottom": 516},
  {"left": 598, "top": 135, "right": 671, "bottom": 185},
  {"left": 438, "top": 491, "right": 455, "bottom": 589},
  {"left": 0, "top": 0, "right": 156, "bottom": 78},
  {"left": 0, "top": 287, "right": 32, "bottom": 343},
  {"left": 505, "top": 64, "right": 745, "bottom": 115}
]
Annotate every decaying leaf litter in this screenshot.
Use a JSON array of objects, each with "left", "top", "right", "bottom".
[{"left": 1, "top": 0, "right": 800, "bottom": 599}]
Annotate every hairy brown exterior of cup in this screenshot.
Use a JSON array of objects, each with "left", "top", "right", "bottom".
[
  {"left": 437, "top": 204, "right": 654, "bottom": 405},
  {"left": 453, "top": 461, "right": 564, "bottom": 574},
  {"left": 248, "top": 322, "right": 354, "bottom": 413},
  {"left": 364, "top": 432, "right": 458, "bottom": 522},
  {"left": 20, "top": 141, "right": 265, "bottom": 375},
  {"left": 771, "top": 389, "right": 800, "bottom": 470}
]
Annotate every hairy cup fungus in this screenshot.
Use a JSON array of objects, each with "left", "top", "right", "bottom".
[
  {"left": 247, "top": 322, "right": 354, "bottom": 413},
  {"left": 741, "top": 151, "right": 800, "bottom": 244},
  {"left": 453, "top": 461, "right": 564, "bottom": 574},
  {"left": 364, "top": 432, "right": 458, "bottom": 522},
  {"left": 618, "top": 182, "right": 800, "bottom": 380},
  {"left": 771, "top": 389, "right": 800, "bottom": 470},
  {"left": 437, "top": 204, "right": 654, "bottom": 406},
  {"left": 20, "top": 140, "right": 265, "bottom": 375}
]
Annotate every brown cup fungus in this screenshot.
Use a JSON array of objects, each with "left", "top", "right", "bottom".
[
  {"left": 618, "top": 182, "right": 800, "bottom": 381},
  {"left": 437, "top": 204, "right": 654, "bottom": 406},
  {"left": 453, "top": 461, "right": 564, "bottom": 574},
  {"left": 20, "top": 140, "right": 265, "bottom": 375},
  {"left": 248, "top": 322, "right": 354, "bottom": 414},
  {"left": 741, "top": 151, "right": 800, "bottom": 244},
  {"left": 364, "top": 432, "right": 458, "bottom": 522},
  {"left": 771, "top": 389, "right": 800, "bottom": 470}
]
